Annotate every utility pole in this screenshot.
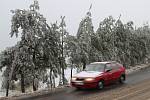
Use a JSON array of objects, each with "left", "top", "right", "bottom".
[{"left": 60, "top": 16, "right": 65, "bottom": 85}]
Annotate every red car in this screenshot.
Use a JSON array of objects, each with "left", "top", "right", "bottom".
[{"left": 71, "top": 61, "right": 126, "bottom": 89}]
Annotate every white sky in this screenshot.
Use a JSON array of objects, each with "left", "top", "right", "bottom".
[{"left": 0, "top": 0, "right": 150, "bottom": 51}]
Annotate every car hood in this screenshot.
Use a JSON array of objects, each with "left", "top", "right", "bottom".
[{"left": 73, "top": 71, "right": 103, "bottom": 78}]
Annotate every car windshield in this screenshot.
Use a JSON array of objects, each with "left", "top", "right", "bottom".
[{"left": 85, "top": 63, "right": 105, "bottom": 72}]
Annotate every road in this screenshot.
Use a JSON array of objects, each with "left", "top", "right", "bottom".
[{"left": 18, "top": 67, "right": 150, "bottom": 100}]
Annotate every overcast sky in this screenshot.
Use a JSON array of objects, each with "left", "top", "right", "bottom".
[{"left": 0, "top": 0, "right": 150, "bottom": 52}]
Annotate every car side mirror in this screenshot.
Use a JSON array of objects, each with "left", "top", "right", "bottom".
[{"left": 105, "top": 69, "right": 112, "bottom": 72}]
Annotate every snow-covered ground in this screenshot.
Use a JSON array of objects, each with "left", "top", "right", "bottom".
[
  {"left": 0, "top": 67, "right": 78, "bottom": 97},
  {"left": 38, "top": 68, "right": 78, "bottom": 89}
]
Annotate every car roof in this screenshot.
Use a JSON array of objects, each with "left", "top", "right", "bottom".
[{"left": 90, "top": 61, "right": 116, "bottom": 64}]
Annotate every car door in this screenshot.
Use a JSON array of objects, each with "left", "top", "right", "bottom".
[
  {"left": 111, "top": 63, "right": 121, "bottom": 81},
  {"left": 104, "top": 63, "right": 113, "bottom": 84}
]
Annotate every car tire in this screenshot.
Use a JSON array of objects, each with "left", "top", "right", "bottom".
[
  {"left": 97, "top": 81, "right": 104, "bottom": 90},
  {"left": 119, "top": 75, "right": 125, "bottom": 84},
  {"left": 76, "top": 87, "right": 81, "bottom": 90}
]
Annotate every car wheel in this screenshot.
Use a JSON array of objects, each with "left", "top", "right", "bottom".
[
  {"left": 119, "top": 75, "right": 125, "bottom": 83},
  {"left": 76, "top": 87, "right": 81, "bottom": 90},
  {"left": 98, "top": 81, "right": 104, "bottom": 90}
]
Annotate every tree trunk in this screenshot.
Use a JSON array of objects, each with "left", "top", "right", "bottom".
[
  {"left": 20, "top": 72, "right": 25, "bottom": 93},
  {"left": 62, "top": 66, "right": 65, "bottom": 85},
  {"left": 32, "top": 76, "right": 38, "bottom": 91},
  {"left": 6, "top": 65, "right": 15, "bottom": 97},
  {"left": 49, "top": 69, "right": 53, "bottom": 89},
  {"left": 58, "top": 73, "right": 63, "bottom": 86},
  {"left": 6, "top": 79, "right": 9, "bottom": 97},
  {"left": 52, "top": 74, "right": 55, "bottom": 88},
  {"left": 71, "top": 66, "right": 73, "bottom": 78},
  {"left": 32, "top": 77, "right": 36, "bottom": 91},
  {"left": 83, "top": 62, "right": 86, "bottom": 70},
  {"left": 32, "top": 45, "right": 38, "bottom": 91},
  {"left": 71, "top": 61, "right": 73, "bottom": 78}
]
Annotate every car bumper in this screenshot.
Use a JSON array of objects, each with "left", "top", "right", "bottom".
[{"left": 71, "top": 81, "right": 98, "bottom": 88}]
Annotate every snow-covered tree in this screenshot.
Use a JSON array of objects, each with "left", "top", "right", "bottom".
[
  {"left": 58, "top": 16, "right": 68, "bottom": 85},
  {"left": 64, "top": 35, "right": 81, "bottom": 76},
  {"left": 95, "top": 16, "right": 116, "bottom": 61},
  {"left": 76, "top": 9, "right": 96, "bottom": 70},
  {"left": 0, "top": 46, "right": 17, "bottom": 96},
  {"left": 9, "top": 0, "right": 61, "bottom": 93}
]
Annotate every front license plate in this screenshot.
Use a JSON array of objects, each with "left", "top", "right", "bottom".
[{"left": 75, "top": 82, "right": 84, "bottom": 85}]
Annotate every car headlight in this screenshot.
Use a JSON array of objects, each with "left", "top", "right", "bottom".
[
  {"left": 85, "top": 78, "right": 95, "bottom": 81},
  {"left": 71, "top": 77, "right": 77, "bottom": 81}
]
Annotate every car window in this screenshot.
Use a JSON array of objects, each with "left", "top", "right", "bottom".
[
  {"left": 105, "top": 63, "right": 112, "bottom": 71},
  {"left": 117, "top": 63, "right": 123, "bottom": 67},
  {"left": 85, "top": 63, "right": 105, "bottom": 72},
  {"left": 112, "top": 63, "right": 119, "bottom": 70}
]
